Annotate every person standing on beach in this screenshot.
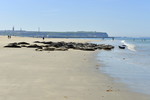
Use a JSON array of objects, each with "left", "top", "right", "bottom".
[
  {"left": 42, "top": 37, "right": 45, "bottom": 40},
  {"left": 8, "top": 35, "right": 11, "bottom": 39}
]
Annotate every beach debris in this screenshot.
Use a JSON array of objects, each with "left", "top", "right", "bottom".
[
  {"left": 106, "top": 89, "right": 113, "bottom": 92},
  {"left": 4, "top": 41, "right": 115, "bottom": 51}
]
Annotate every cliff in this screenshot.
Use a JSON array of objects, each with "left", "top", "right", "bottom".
[{"left": 0, "top": 31, "right": 108, "bottom": 38}]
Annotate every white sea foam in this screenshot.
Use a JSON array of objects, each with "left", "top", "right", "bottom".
[{"left": 121, "top": 40, "right": 136, "bottom": 51}]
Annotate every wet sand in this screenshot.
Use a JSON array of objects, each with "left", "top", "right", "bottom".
[{"left": 0, "top": 36, "right": 150, "bottom": 100}]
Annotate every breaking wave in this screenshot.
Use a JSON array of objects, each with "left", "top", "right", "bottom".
[{"left": 121, "top": 40, "right": 136, "bottom": 51}]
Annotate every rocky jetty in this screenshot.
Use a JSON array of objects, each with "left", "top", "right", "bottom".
[{"left": 4, "top": 41, "right": 114, "bottom": 51}]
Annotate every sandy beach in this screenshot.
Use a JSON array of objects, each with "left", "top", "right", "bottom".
[{"left": 0, "top": 36, "right": 150, "bottom": 100}]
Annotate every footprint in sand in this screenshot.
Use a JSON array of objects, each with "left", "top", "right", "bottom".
[{"left": 64, "top": 96, "right": 68, "bottom": 99}]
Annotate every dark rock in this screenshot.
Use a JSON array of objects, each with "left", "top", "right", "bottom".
[
  {"left": 34, "top": 41, "right": 41, "bottom": 43},
  {"left": 53, "top": 42, "right": 63, "bottom": 48},
  {"left": 66, "top": 43, "right": 75, "bottom": 49},
  {"left": 20, "top": 45, "right": 27, "bottom": 47},
  {"left": 55, "top": 47, "right": 68, "bottom": 51},
  {"left": 4, "top": 43, "right": 21, "bottom": 48},
  {"left": 97, "top": 44, "right": 105, "bottom": 49},
  {"left": 40, "top": 45, "right": 49, "bottom": 47},
  {"left": 35, "top": 48, "right": 43, "bottom": 51},
  {"left": 27, "top": 44, "right": 42, "bottom": 49},
  {"left": 32, "top": 41, "right": 115, "bottom": 51},
  {"left": 4, "top": 41, "right": 115, "bottom": 51},
  {"left": 18, "top": 42, "right": 30, "bottom": 45},
  {"left": 119, "top": 45, "right": 126, "bottom": 49},
  {"left": 102, "top": 45, "right": 114, "bottom": 50},
  {"left": 80, "top": 47, "right": 96, "bottom": 51},
  {"left": 42, "top": 41, "right": 53, "bottom": 44}
]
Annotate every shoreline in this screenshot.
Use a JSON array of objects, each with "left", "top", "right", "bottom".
[
  {"left": 0, "top": 36, "right": 150, "bottom": 100},
  {"left": 94, "top": 51, "right": 150, "bottom": 98},
  {"left": 95, "top": 39, "right": 150, "bottom": 95}
]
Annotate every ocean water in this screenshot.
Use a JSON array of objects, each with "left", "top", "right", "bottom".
[{"left": 95, "top": 38, "right": 150, "bottom": 95}]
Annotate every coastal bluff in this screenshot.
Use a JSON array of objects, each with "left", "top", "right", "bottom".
[{"left": 0, "top": 30, "right": 108, "bottom": 38}]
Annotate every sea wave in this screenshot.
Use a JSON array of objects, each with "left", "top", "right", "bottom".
[{"left": 121, "top": 40, "right": 136, "bottom": 51}]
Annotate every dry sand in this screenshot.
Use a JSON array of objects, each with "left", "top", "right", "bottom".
[{"left": 0, "top": 36, "right": 150, "bottom": 100}]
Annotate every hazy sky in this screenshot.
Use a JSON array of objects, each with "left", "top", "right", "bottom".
[{"left": 0, "top": 0, "right": 150, "bottom": 37}]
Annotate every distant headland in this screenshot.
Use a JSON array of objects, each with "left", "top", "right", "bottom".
[{"left": 0, "top": 28, "right": 108, "bottom": 38}]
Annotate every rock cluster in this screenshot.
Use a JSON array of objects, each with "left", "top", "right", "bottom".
[{"left": 4, "top": 41, "right": 114, "bottom": 51}]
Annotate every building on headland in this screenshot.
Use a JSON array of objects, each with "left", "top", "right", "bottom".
[
  {"left": 12, "top": 26, "right": 15, "bottom": 31},
  {"left": 0, "top": 30, "right": 109, "bottom": 38}
]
